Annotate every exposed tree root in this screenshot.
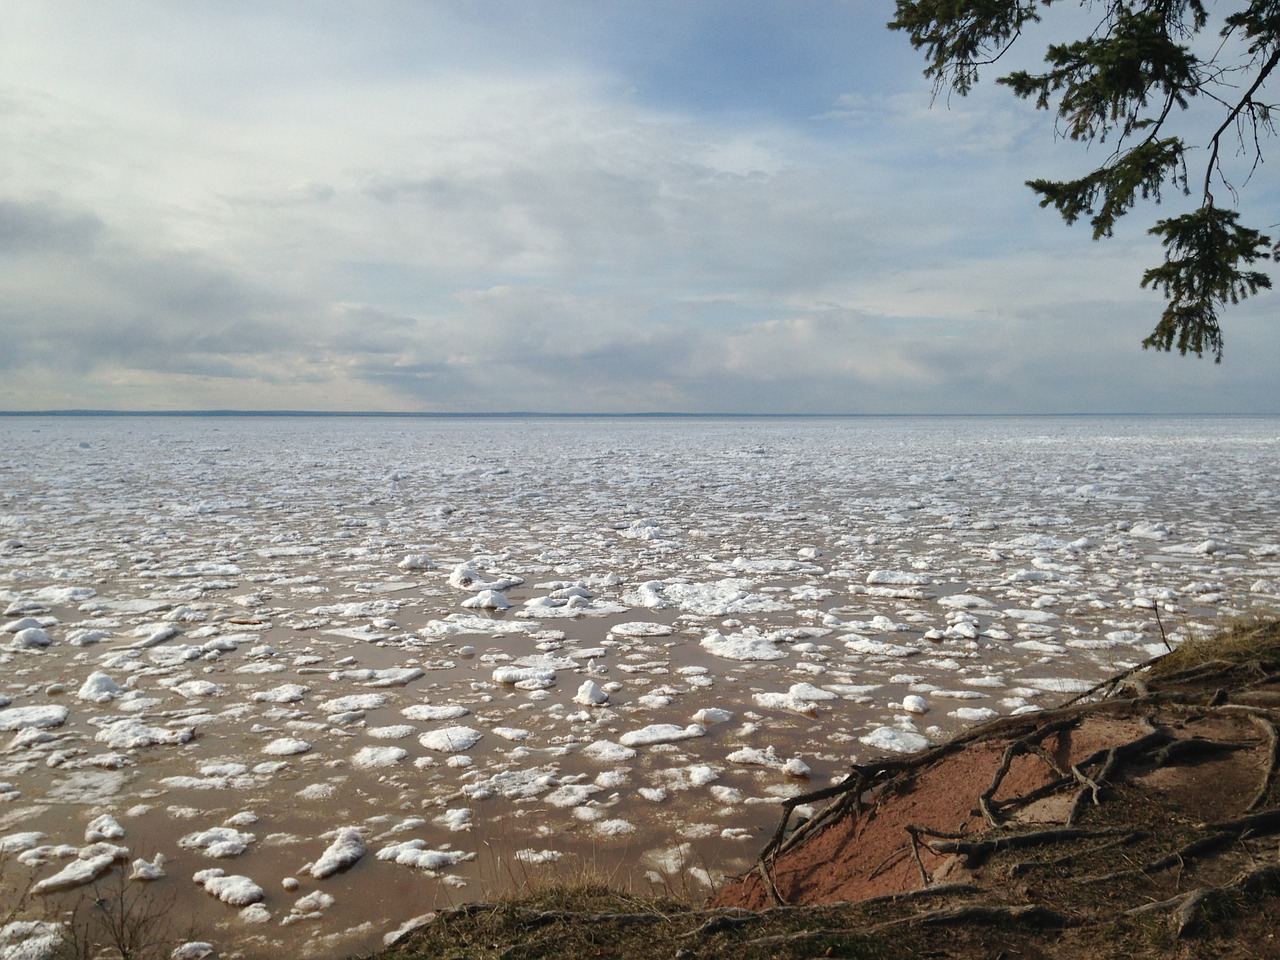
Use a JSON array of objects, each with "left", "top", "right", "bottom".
[
  {"left": 1246, "top": 713, "right": 1280, "bottom": 811},
  {"left": 910, "top": 824, "right": 1132, "bottom": 871},
  {"left": 864, "top": 902, "right": 1071, "bottom": 933},
  {"left": 1009, "top": 831, "right": 1150, "bottom": 878},
  {"left": 1126, "top": 860, "right": 1280, "bottom": 939}
]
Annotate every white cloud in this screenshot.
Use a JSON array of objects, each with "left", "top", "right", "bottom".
[{"left": 0, "top": 2, "right": 1276, "bottom": 413}]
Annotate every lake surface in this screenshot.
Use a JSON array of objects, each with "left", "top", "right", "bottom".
[{"left": 1, "top": 415, "right": 1277, "bottom": 958}]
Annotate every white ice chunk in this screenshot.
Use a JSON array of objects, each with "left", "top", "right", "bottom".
[
  {"left": 619, "top": 724, "right": 705, "bottom": 748},
  {"left": 461, "top": 590, "right": 511, "bottom": 610},
  {"left": 179, "top": 828, "right": 256, "bottom": 858},
  {"left": 251, "top": 684, "right": 310, "bottom": 704},
  {"left": 492, "top": 666, "right": 556, "bottom": 687},
  {"left": 129, "top": 853, "right": 166, "bottom": 881},
  {"left": 901, "top": 695, "right": 930, "bottom": 715},
  {"left": 377, "top": 840, "right": 475, "bottom": 872},
  {"left": 418, "top": 726, "right": 483, "bottom": 753},
  {"left": 608, "top": 621, "right": 674, "bottom": 638},
  {"left": 700, "top": 631, "right": 787, "bottom": 662},
  {"left": 317, "top": 693, "right": 387, "bottom": 714},
  {"left": 866, "top": 571, "right": 932, "bottom": 585},
  {"left": 580, "top": 740, "right": 637, "bottom": 762},
  {"left": 951, "top": 707, "right": 1001, "bottom": 723},
  {"left": 401, "top": 704, "right": 470, "bottom": 721},
  {"left": 309, "top": 828, "right": 366, "bottom": 879},
  {"left": 77, "top": 673, "right": 123, "bottom": 703},
  {"left": 85, "top": 815, "right": 125, "bottom": 842},
  {"left": 0, "top": 706, "right": 68, "bottom": 731},
  {"left": 574, "top": 680, "right": 609, "bottom": 706},
  {"left": 352, "top": 746, "right": 408, "bottom": 768},
  {"left": 193, "top": 868, "right": 265, "bottom": 907},
  {"left": 95, "top": 720, "right": 193, "bottom": 749},
  {"left": 860, "top": 727, "right": 931, "bottom": 754},
  {"left": 262, "top": 738, "right": 312, "bottom": 756},
  {"left": 32, "top": 847, "right": 125, "bottom": 894}
]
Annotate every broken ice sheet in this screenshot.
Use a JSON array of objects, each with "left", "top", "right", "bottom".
[{"left": 0, "top": 414, "right": 1276, "bottom": 960}]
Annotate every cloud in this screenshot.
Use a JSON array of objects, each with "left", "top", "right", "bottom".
[{"left": 0, "top": 3, "right": 1277, "bottom": 413}]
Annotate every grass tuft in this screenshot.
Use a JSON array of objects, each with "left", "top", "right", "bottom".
[{"left": 1148, "top": 614, "right": 1280, "bottom": 679}]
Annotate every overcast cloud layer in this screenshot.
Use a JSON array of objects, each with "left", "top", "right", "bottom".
[{"left": 2, "top": 1, "right": 1277, "bottom": 413}]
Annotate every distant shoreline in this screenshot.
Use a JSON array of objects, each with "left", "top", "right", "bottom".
[{"left": 2, "top": 410, "right": 1277, "bottom": 420}]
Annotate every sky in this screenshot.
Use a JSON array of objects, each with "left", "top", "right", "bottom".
[{"left": 1, "top": 0, "right": 1277, "bottom": 414}]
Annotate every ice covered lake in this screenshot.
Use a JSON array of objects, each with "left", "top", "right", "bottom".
[{"left": 1, "top": 414, "right": 1277, "bottom": 958}]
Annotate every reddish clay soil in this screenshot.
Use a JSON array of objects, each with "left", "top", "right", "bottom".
[{"left": 709, "top": 650, "right": 1280, "bottom": 959}]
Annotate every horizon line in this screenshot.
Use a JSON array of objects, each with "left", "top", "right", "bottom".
[{"left": 1, "top": 409, "right": 1277, "bottom": 419}]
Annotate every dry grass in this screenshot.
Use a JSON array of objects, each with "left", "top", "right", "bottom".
[{"left": 1148, "top": 613, "right": 1280, "bottom": 679}]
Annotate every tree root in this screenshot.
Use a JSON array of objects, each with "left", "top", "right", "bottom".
[
  {"left": 1065, "top": 726, "right": 1173, "bottom": 826},
  {"left": 756, "top": 859, "right": 786, "bottom": 907},
  {"left": 1008, "top": 831, "right": 1151, "bottom": 878},
  {"left": 979, "top": 721, "right": 1075, "bottom": 827},
  {"left": 1126, "top": 860, "right": 1280, "bottom": 939},
  {"left": 941, "top": 828, "right": 1130, "bottom": 868},
  {"left": 864, "top": 902, "right": 1071, "bottom": 934},
  {"left": 736, "top": 903, "right": 1068, "bottom": 950},
  {"left": 1246, "top": 714, "right": 1280, "bottom": 811},
  {"left": 1084, "top": 812, "right": 1280, "bottom": 883}
]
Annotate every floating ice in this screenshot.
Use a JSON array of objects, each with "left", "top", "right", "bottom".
[
  {"left": 85, "top": 815, "right": 125, "bottom": 842},
  {"left": 12, "top": 627, "right": 52, "bottom": 649},
  {"left": 692, "top": 707, "right": 733, "bottom": 725},
  {"left": 318, "top": 693, "right": 387, "bottom": 714},
  {"left": 129, "top": 853, "right": 166, "bottom": 881},
  {"left": 77, "top": 673, "right": 123, "bottom": 703},
  {"left": 580, "top": 740, "right": 637, "bottom": 762},
  {"left": 262, "top": 738, "right": 311, "bottom": 756},
  {"left": 193, "top": 868, "right": 265, "bottom": 907},
  {"left": 251, "top": 683, "right": 310, "bottom": 703},
  {"left": 180, "top": 828, "right": 257, "bottom": 858},
  {"left": 700, "top": 630, "right": 787, "bottom": 662},
  {"left": 402, "top": 704, "right": 469, "bottom": 721},
  {"left": 609, "top": 621, "right": 674, "bottom": 638},
  {"left": 0, "top": 832, "right": 46, "bottom": 855},
  {"left": 398, "top": 554, "right": 436, "bottom": 571},
  {"left": 0, "top": 920, "right": 62, "bottom": 959},
  {"left": 170, "top": 943, "right": 216, "bottom": 960},
  {"left": 860, "top": 727, "right": 931, "bottom": 754},
  {"left": 461, "top": 590, "right": 511, "bottom": 610},
  {"left": 867, "top": 571, "right": 933, "bottom": 586},
  {"left": 418, "top": 726, "right": 483, "bottom": 753},
  {"left": 0, "top": 706, "right": 68, "bottom": 731},
  {"left": 619, "top": 724, "right": 705, "bottom": 748},
  {"left": 573, "top": 680, "right": 609, "bottom": 706},
  {"left": 309, "top": 828, "right": 366, "bottom": 879},
  {"left": 172, "top": 680, "right": 223, "bottom": 699},
  {"left": 377, "top": 840, "right": 475, "bottom": 872},
  {"left": 492, "top": 666, "right": 556, "bottom": 687},
  {"left": 32, "top": 845, "right": 127, "bottom": 894},
  {"left": 782, "top": 758, "right": 811, "bottom": 778},
  {"left": 280, "top": 889, "right": 336, "bottom": 926},
  {"left": 353, "top": 746, "right": 408, "bottom": 768},
  {"left": 95, "top": 720, "right": 194, "bottom": 749},
  {"left": 951, "top": 707, "right": 1000, "bottom": 723}
]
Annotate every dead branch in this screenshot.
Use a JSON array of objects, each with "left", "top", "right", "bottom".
[
  {"left": 1008, "top": 831, "right": 1150, "bottom": 877},
  {"left": 864, "top": 902, "right": 1071, "bottom": 933},
  {"left": 756, "top": 859, "right": 786, "bottom": 907},
  {"left": 935, "top": 828, "right": 1130, "bottom": 868},
  {"left": 1246, "top": 714, "right": 1280, "bottom": 811}
]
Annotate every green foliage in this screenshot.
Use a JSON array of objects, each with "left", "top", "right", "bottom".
[
  {"left": 1141, "top": 208, "right": 1273, "bottom": 359},
  {"left": 889, "top": 0, "right": 1278, "bottom": 359}
]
